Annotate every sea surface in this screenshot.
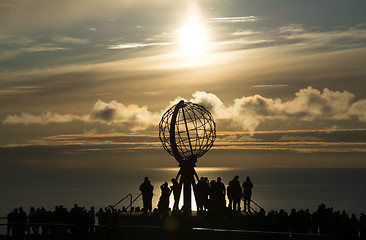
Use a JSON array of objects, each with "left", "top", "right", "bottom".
[{"left": 1, "top": 168, "right": 366, "bottom": 218}]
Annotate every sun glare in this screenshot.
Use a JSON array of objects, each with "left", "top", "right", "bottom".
[{"left": 179, "top": 15, "right": 208, "bottom": 56}]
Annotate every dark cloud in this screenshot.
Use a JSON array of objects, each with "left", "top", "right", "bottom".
[{"left": 90, "top": 101, "right": 117, "bottom": 122}]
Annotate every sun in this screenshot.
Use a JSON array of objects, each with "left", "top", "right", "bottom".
[{"left": 178, "top": 16, "right": 208, "bottom": 56}]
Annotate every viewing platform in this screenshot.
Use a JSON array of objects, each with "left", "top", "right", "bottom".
[{"left": 1, "top": 208, "right": 359, "bottom": 240}]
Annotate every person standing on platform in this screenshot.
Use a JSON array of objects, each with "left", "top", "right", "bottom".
[
  {"left": 171, "top": 178, "right": 181, "bottom": 211},
  {"left": 158, "top": 182, "right": 171, "bottom": 214},
  {"left": 139, "top": 177, "right": 154, "bottom": 213},
  {"left": 202, "top": 177, "right": 210, "bottom": 211},
  {"left": 242, "top": 176, "right": 254, "bottom": 212},
  {"left": 228, "top": 176, "right": 242, "bottom": 212},
  {"left": 216, "top": 177, "right": 226, "bottom": 209}
]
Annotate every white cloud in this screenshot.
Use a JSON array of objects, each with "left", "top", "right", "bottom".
[
  {"left": 107, "top": 42, "right": 170, "bottom": 50},
  {"left": 350, "top": 99, "right": 366, "bottom": 122},
  {"left": 252, "top": 84, "right": 288, "bottom": 88},
  {"left": 52, "top": 35, "right": 90, "bottom": 44},
  {"left": 227, "top": 94, "right": 284, "bottom": 134},
  {"left": 2, "top": 87, "right": 366, "bottom": 134},
  {"left": 2, "top": 99, "right": 160, "bottom": 131},
  {"left": 209, "top": 16, "right": 260, "bottom": 23},
  {"left": 279, "top": 24, "right": 305, "bottom": 34},
  {"left": 190, "top": 91, "right": 225, "bottom": 115},
  {"left": 190, "top": 87, "right": 362, "bottom": 134},
  {"left": 285, "top": 87, "right": 355, "bottom": 121},
  {"left": 2, "top": 112, "right": 85, "bottom": 125},
  {"left": 231, "top": 30, "right": 262, "bottom": 36}
]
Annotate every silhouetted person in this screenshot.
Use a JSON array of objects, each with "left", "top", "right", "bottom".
[
  {"left": 28, "top": 207, "right": 38, "bottom": 235},
  {"left": 227, "top": 181, "right": 233, "bottom": 210},
  {"left": 216, "top": 177, "right": 226, "bottom": 209},
  {"left": 34, "top": 208, "right": 41, "bottom": 235},
  {"left": 88, "top": 206, "right": 95, "bottom": 233},
  {"left": 18, "top": 207, "right": 27, "bottom": 238},
  {"left": 209, "top": 178, "right": 226, "bottom": 211},
  {"left": 208, "top": 180, "right": 217, "bottom": 211},
  {"left": 39, "top": 207, "right": 48, "bottom": 235},
  {"left": 242, "top": 176, "right": 253, "bottom": 212},
  {"left": 139, "top": 177, "right": 154, "bottom": 213},
  {"left": 170, "top": 178, "right": 181, "bottom": 211},
  {"left": 158, "top": 182, "right": 171, "bottom": 214},
  {"left": 228, "top": 176, "right": 242, "bottom": 212},
  {"left": 360, "top": 213, "right": 366, "bottom": 239},
  {"left": 7, "top": 208, "right": 18, "bottom": 236},
  {"left": 195, "top": 177, "right": 205, "bottom": 212},
  {"left": 96, "top": 208, "right": 104, "bottom": 225},
  {"left": 202, "top": 177, "right": 210, "bottom": 211}
]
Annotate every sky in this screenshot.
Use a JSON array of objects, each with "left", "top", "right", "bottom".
[{"left": 1, "top": 0, "right": 366, "bottom": 171}]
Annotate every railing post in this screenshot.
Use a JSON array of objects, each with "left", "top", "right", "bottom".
[{"left": 130, "top": 194, "right": 132, "bottom": 216}]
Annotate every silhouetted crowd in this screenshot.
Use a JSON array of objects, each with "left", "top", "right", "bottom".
[
  {"left": 139, "top": 175, "right": 254, "bottom": 216},
  {"left": 6, "top": 204, "right": 95, "bottom": 239},
  {"left": 260, "top": 204, "right": 366, "bottom": 238},
  {"left": 5, "top": 176, "right": 366, "bottom": 239}
]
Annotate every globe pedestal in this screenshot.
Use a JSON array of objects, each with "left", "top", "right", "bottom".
[{"left": 176, "top": 157, "right": 199, "bottom": 214}]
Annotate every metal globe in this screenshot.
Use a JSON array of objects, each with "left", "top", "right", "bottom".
[{"left": 159, "top": 101, "right": 216, "bottom": 161}]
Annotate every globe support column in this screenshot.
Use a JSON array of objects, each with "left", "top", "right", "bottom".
[
  {"left": 170, "top": 100, "right": 198, "bottom": 214},
  {"left": 178, "top": 157, "right": 198, "bottom": 214}
]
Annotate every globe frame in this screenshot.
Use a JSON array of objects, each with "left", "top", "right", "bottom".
[{"left": 159, "top": 101, "right": 216, "bottom": 162}]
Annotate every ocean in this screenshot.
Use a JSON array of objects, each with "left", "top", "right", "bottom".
[{"left": 1, "top": 167, "right": 366, "bottom": 218}]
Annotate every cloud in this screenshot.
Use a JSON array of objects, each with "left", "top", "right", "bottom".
[
  {"left": 231, "top": 30, "right": 262, "bottom": 36},
  {"left": 2, "top": 87, "right": 366, "bottom": 134},
  {"left": 107, "top": 42, "right": 171, "bottom": 50},
  {"left": 252, "top": 84, "right": 288, "bottom": 88},
  {"left": 279, "top": 135, "right": 323, "bottom": 142},
  {"left": 218, "top": 23, "right": 366, "bottom": 54},
  {"left": 2, "top": 112, "right": 85, "bottom": 125},
  {"left": 51, "top": 35, "right": 90, "bottom": 44},
  {"left": 350, "top": 99, "right": 366, "bottom": 122},
  {"left": 279, "top": 24, "right": 305, "bottom": 34},
  {"left": 2, "top": 99, "right": 160, "bottom": 131},
  {"left": 279, "top": 24, "right": 366, "bottom": 50},
  {"left": 209, "top": 16, "right": 261, "bottom": 23},
  {"left": 0, "top": 86, "right": 43, "bottom": 96},
  {"left": 0, "top": 35, "right": 66, "bottom": 61},
  {"left": 217, "top": 134, "right": 260, "bottom": 142},
  {"left": 285, "top": 87, "right": 355, "bottom": 121},
  {"left": 190, "top": 91, "right": 225, "bottom": 115},
  {"left": 89, "top": 100, "right": 160, "bottom": 131},
  {"left": 189, "top": 87, "right": 362, "bottom": 134}
]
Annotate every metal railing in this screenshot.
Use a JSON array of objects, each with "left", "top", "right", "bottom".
[
  {"left": 111, "top": 193, "right": 142, "bottom": 215},
  {"left": 240, "top": 197, "right": 264, "bottom": 214},
  {"left": 112, "top": 193, "right": 132, "bottom": 208},
  {"left": 125, "top": 193, "right": 142, "bottom": 210},
  {"left": 250, "top": 199, "right": 263, "bottom": 211}
]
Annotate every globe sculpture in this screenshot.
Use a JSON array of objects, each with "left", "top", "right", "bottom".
[{"left": 159, "top": 100, "right": 216, "bottom": 213}]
